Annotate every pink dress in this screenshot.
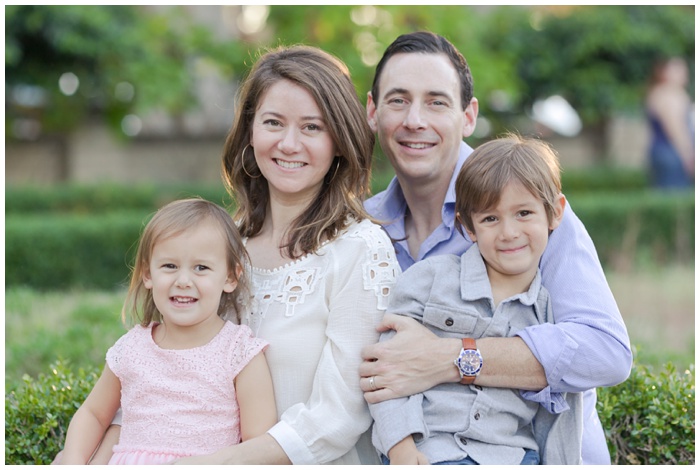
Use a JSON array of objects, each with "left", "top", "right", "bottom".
[{"left": 105, "top": 321, "right": 268, "bottom": 465}]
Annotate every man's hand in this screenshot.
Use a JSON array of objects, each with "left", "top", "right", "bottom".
[{"left": 359, "top": 313, "right": 462, "bottom": 404}]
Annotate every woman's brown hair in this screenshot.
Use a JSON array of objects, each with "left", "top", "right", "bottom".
[{"left": 221, "top": 45, "right": 375, "bottom": 259}]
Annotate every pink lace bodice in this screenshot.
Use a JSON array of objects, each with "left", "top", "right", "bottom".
[{"left": 106, "top": 321, "right": 267, "bottom": 459}]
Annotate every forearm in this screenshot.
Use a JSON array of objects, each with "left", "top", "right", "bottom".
[
  {"left": 60, "top": 409, "right": 110, "bottom": 464},
  {"left": 173, "top": 432, "right": 290, "bottom": 465},
  {"left": 87, "top": 424, "right": 120, "bottom": 464},
  {"left": 473, "top": 336, "right": 547, "bottom": 390}
]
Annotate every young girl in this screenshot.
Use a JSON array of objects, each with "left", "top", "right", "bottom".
[{"left": 59, "top": 198, "right": 277, "bottom": 465}]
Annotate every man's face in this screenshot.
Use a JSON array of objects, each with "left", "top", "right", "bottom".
[{"left": 367, "top": 52, "right": 478, "bottom": 185}]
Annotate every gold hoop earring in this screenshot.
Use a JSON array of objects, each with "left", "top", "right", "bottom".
[
  {"left": 326, "top": 157, "right": 341, "bottom": 184},
  {"left": 241, "top": 144, "right": 261, "bottom": 179}
]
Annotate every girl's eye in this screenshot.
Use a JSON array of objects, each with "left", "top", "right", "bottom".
[
  {"left": 194, "top": 265, "right": 210, "bottom": 272},
  {"left": 518, "top": 210, "right": 533, "bottom": 217},
  {"left": 162, "top": 263, "right": 177, "bottom": 270},
  {"left": 481, "top": 216, "right": 497, "bottom": 223}
]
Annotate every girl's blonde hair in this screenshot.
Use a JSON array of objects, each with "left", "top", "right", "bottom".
[
  {"left": 221, "top": 45, "right": 375, "bottom": 259},
  {"left": 122, "top": 198, "right": 251, "bottom": 327},
  {"left": 455, "top": 133, "right": 562, "bottom": 235}
]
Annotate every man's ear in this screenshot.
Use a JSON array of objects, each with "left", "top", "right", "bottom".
[
  {"left": 462, "top": 97, "right": 479, "bottom": 139},
  {"left": 549, "top": 193, "right": 567, "bottom": 231},
  {"left": 366, "top": 91, "right": 378, "bottom": 133},
  {"left": 223, "top": 265, "right": 243, "bottom": 293}
]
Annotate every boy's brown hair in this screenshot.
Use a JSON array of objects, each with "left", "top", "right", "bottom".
[{"left": 455, "top": 133, "right": 562, "bottom": 234}]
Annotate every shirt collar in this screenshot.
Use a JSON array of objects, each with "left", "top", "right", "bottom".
[
  {"left": 373, "top": 140, "right": 474, "bottom": 228},
  {"left": 460, "top": 243, "right": 544, "bottom": 312}
]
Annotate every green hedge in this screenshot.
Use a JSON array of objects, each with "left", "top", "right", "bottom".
[
  {"left": 4, "top": 168, "right": 648, "bottom": 215},
  {"left": 5, "top": 189, "right": 694, "bottom": 290},
  {"left": 4, "top": 183, "right": 232, "bottom": 215},
  {"left": 4, "top": 360, "right": 694, "bottom": 465},
  {"left": 5, "top": 211, "right": 148, "bottom": 290},
  {"left": 569, "top": 189, "right": 694, "bottom": 268}
]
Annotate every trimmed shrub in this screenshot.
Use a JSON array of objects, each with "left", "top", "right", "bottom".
[
  {"left": 597, "top": 363, "right": 695, "bottom": 464},
  {"left": 568, "top": 189, "right": 694, "bottom": 269},
  {"left": 5, "top": 211, "right": 148, "bottom": 290},
  {"left": 5, "top": 183, "right": 232, "bottom": 215},
  {"left": 4, "top": 361, "right": 101, "bottom": 465},
  {"left": 4, "top": 360, "right": 694, "bottom": 465}
]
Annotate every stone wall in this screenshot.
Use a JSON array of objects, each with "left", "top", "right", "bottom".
[{"left": 5, "top": 116, "right": 650, "bottom": 187}]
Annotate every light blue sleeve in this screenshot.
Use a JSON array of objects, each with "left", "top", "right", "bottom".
[{"left": 517, "top": 202, "right": 632, "bottom": 394}]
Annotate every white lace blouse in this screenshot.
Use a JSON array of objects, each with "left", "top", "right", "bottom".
[{"left": 241, "top": 218, "right": 399, "bottom": 464}]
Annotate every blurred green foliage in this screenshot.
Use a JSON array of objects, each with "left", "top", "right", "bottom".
[
  {"left": 597, "top": 362, "right": 695, "bottom": 464},
  {"left": 6, "top": 5, "right": 694, "bottom": 142}
]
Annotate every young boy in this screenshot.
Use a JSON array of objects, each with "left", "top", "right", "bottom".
[{"left": 369, "top": 134, "right": 583, "bottom": 465}]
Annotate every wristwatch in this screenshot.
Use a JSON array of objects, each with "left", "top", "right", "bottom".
[{"left": 454, "top": 338, "right": 482, "bottom": 385}]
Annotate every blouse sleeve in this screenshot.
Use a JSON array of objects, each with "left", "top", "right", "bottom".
[{"left": 267, "top": 220, "right": 400, "bottom": 464}]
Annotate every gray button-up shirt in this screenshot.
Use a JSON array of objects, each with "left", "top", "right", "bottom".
[{"left": 369, "top": 244, "right": 582, "bottom": 464}]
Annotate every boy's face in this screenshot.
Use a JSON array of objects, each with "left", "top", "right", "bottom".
[{"left": 466, "top": 180, "right": 564, "bottom": 287}]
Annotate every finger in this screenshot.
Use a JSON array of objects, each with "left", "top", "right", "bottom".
[
  {"left": 363, "top": 387, "right": 398, "bottom": 404},
  {"left": 375, "top": 312, "right": 404, "bottom": 332}
]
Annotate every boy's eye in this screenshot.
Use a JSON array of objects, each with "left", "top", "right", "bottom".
[{"left": 194, "top": 265, "right": 210, "bottom": 272}]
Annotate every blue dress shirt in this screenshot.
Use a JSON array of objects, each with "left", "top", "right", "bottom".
[{"left": 365, "top": 140, "right": 632, "bottom": 465}]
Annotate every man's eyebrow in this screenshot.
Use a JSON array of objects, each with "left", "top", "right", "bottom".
[{"left": 383, "top": 87, "right": 453, "bottom": 102}]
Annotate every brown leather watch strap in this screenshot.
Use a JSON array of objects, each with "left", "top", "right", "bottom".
[{"left": 460, "top": 338, "right": 478, "bottom": 385}]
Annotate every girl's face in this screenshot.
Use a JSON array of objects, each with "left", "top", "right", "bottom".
[
  {"left": 250, "top": 79, "right": 337, "bottom": 206},
  {"left": 143, "top": 221, "right": 237, "bottom": 336}
]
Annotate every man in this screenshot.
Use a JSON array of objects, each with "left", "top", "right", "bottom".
[{"left": 359, "top": 31, "right": 632, "bottom": 465}]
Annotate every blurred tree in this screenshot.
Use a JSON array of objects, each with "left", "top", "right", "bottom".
[
  {"left": 483, "top": 5, "right": 695, "bottom": 161},
  {"left": 7, "top": 4, "right": 693, "bottom": 162},
  {"left": 5, "top": 5, "right": 247, "bottom": 140}
]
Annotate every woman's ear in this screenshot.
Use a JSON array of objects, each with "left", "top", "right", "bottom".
[
  {"left": 224, "top": 265, "right": 243, "bottom": 293},
  {"left": 549, "top": 193, "right": 567, "bottom": 231}
]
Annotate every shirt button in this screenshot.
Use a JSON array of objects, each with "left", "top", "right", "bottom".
[
  {"left": 474, "top": 412, "right": 481, "bottom": 420},
  {"left": 460, "top": 438, "right": 468, "bottom": 445},
  {"left": 445, "top": 318, "right": 454, "bottom": 326}
]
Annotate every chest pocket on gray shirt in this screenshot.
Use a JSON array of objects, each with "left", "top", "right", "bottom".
[{"left": 422, "top": 303, "right": 480, "bottom": 336}]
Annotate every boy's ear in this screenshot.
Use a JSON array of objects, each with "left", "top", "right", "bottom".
[
  {"left": 549, "top": 193, "right": 567, "bottom": 231},
  {"left": 223, "top": 265, "right": 243, "bottom": 293},
  {"left": 456, "top": 212, "right": 478, "bottom": 243}
]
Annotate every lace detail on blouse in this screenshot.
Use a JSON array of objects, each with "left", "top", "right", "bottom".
[{"left": 349, "top": 222, "right": 399, "bottom": 311}]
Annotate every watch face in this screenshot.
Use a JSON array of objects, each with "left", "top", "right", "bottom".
[{"left": 458, "top": 350, "right": 482, "bottom": 375}]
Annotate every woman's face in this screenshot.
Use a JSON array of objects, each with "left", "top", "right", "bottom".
[
  {"left": 662, "top": 58, "right": 689, "bottom": 87},
  {"left": 250, "top": 79, "right": 337, "bottom": 205}
]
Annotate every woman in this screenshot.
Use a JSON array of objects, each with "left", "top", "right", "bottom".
[
  {"left": 175, "top": 45, "right": 399, "bottom": 464},
  {"left": 646, "top": 56, "right": 694, "bottom": 189}
]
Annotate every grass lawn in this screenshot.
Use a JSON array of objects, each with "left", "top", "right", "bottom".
[{"left": 4, "top": 264, "right": 695, "bottom": 389}]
